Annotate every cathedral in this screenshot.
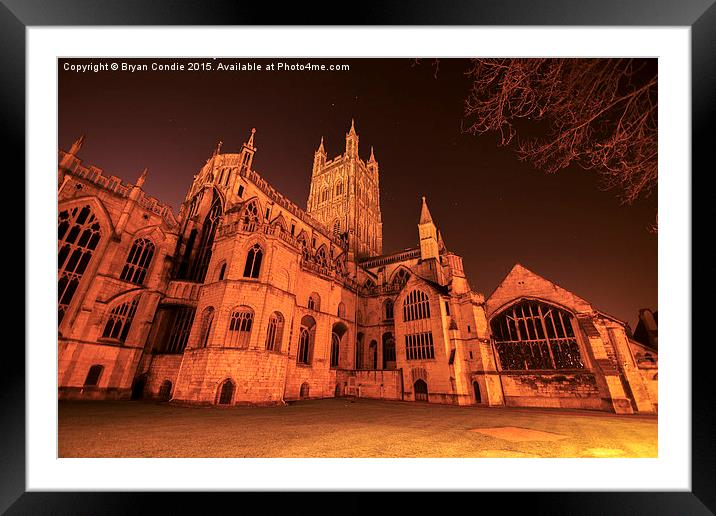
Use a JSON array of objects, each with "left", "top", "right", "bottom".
[{"left": 57, "top": 121, "right": 658, "bottom": 414}]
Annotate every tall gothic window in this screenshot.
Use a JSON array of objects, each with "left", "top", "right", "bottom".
[
  {"left": 384, "top": 299, "right": 394, "bottom": 320},
  {"left": 101, "top": 297, "right": 139, "bottom": 343},
  {"left": 265, "top": 312, "right": 284, "bottom": 351},
  {"left": 491, "top": 300, "right": 584, "bottom": 371},
  {"left": 191, "top": 194, "right": 222, "bottom": 283},
  {"left": 198, "top": 307, "right": 215, "bottom": 348},
  {"left": 120, "top": 238, "right": 155, "bottom": 285},
  {"left": 335, "top": 181, "right": 343, "bottom": 196},
  {"left": 58, "top": 205, "right": 102, "bottom": 324},
  {"left": 243, "top": 243, "right": 263, "bottom": 278},
  {"left": 330, "top": 332, "right": 340, "bottom": 368},
  {"left": 403, "top": 290, "right": 430, "bottom": 322},
  {"left": 297, "top": 316, "right": 315, "bottom": 365},
  {"left": 156, "top": 307, "right": 195, "bottom": 354},
  {"left": 227, "top": 306, "right": 254, "bottom": 348}
]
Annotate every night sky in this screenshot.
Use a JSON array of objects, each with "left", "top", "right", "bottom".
[{"left": 58, "top": 58, "right": 657, "bottom": 329}]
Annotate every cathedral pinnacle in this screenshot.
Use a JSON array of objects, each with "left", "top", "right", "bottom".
[
  {"left": 69, "top": 135, "right": 85, "bottom": 156},
  {"left": 136, "top": 167, "right": 148, "bottom": 188},
  {"left": 246, "top": 127, "right": 256, "bottom": 148},
  {"left": 369, "top": 146, "right": 376, "bottom": 163},
  {"left": 317, "top": 136, "right": 325, "bottom": 154},
  {"left": 349, "top": 118, "right": 357, "bottom": 135},
  {"left": 420, "top": 196, "right": 434, "bottom": 224}
]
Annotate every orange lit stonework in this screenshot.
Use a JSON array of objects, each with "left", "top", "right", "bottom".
[{"left": 57, "top": 122, "right": 657, "bottom": 414}]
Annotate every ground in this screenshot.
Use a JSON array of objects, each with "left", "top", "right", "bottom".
[{"left": 58, "top": 398, "right": 658, "bottom": 458}]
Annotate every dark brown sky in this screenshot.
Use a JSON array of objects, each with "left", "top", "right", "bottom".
[{"left": 58, "top": 58, "right": 657, "bottom": 329}]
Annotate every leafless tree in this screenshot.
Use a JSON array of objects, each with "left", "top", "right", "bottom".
[{"left": 462, "top": 59, "right": 657, "bottom": 208}]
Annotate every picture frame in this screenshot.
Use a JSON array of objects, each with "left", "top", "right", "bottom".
[{"left": 4, "top": 0, "right": 711, "bottom": 512}]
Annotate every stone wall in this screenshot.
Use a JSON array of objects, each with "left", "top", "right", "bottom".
[{"left": 500, "top": 372, "right": 604, "bottom": 410}]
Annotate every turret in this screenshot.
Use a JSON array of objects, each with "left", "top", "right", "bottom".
[
  {"left": 345, "top": 118, "right": 359, "bottom": 157},
  {"left": 418, "top": 196, "right": 439, "bottom": 261},
  {"left": 240, "top": 128, "right": 257, "bottom": 173},
  {"left": 313, "top": 136, "right": 326, "bottom": 175}
]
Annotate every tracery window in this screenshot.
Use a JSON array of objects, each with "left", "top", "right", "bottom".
[
  {"left": 333, "top": 219, "right": 341, "bottom": 238},
  {"left": 265, "top": 311, "right": 284, "bottom": 351},
  {"left": 392, "top": 267, "right": 410, "bottom": 285},
  {"left": 330, "top": 332, "right": 340, "bottom": 368},
  {"left": 58, "top": 204, "right": 102, "bottom": 323},
  {"left": 156, "top": 307, "right": 195, "bottom": 354},
  {"left": 120, "top": 238, "right": 155, "bottom": 285},
  {"left": 315, "top": 246, "right": 328, "bottom": 267},
  {"left": 101, "top": 297, "right": 139, "bottom": 343},
  {"left": 403, "top": 290, "right": 431, "bottom": 322},
  {"left": 405, "top": 331, "right": 435, "bottom": 360},
  {"left": 297, "top": 316, "right": 315, "bottom": 365},
  {"left": 227, "top": 306, "right": 254, "bottom": 348},
  {"left": 243, "top": 243, "right": 263, "bottom": 278},
  {"left": 384, "top": 299, "right": 394, "bottom": 320},
  {"left": 490, "top": 300, "right": 584, "bottom": 371},
  {"left": 241, "top": 199, "right": 260, "bottom": 231},
  {"left": 190, "top": 194, "right": 223, "bottom": 283}
]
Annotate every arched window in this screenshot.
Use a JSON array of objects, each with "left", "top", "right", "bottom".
[
  {"left": 198, "top": 307, "right": 215, "bottom": 348},
  {"left": 241, "top": 199, "right": 260, "bottom": 231},
  {"left": 403, "top": 289, "right": 431, "bottom": 322},
  {"left": 217, "top": 379, "right": 235, "bottom": 405},
  {"left": 84, "top": 365, "right": 103, "bottom": 387},
  {"left": 392, "top": 267, "right": 411, "bottom": 286},
  {"left": 315, "top": 246, "right": 328, "bottom": 267},
  {"left": 490, "top": 300, "right": 584, "bottom": 371},
  {"left": 190, "top": 194, "right": 223, "bottom": 283},
  {"left": 331, "top": 332, "right": 340, "bottom": 368},
  {"left": 297, "top": 316, "right": 315, "bottom": 365},
  {"left": 265, "top": 311, "right": 284, "bottom": 351},
  {"left": 300, "top": 382, "right": 310, "bottom": 398},
  {"left": 217, "top": 261, "right": 227, "bottom": 281},
  {"left": 243, "top": 243, "right": 263, "bottom": 278},
  {"left": 384, "top": 299, "right": 394, "bottom": 320},
  {"left": 101, "top": 297, "right": 139, "bottom": 343},
  {"left": 369, "top": 340, "right": 378, "bottom": 369},
  {"left": 335, "top": 181, "right": 344, "bottom": 196},
  {"left": 307, "top": 293, "right": 321, "bottom": 311},
  {"left": 337, "top": 302, "right": 346, "bottom": 318},
  {"left": 382, "top": 332, "right": 396, "bottom": 369},
  {"left": 120, "top": 238, "right": 155, "bottom": 285},
  {"left": 355, "top": 332, "right": 364, "bottom": 369},
  {"left": 227, "top": 306, "right": 254, "bottom": 348},
  {"left": 58, "top": 204, "right": 102, "bottom": 323},
  {"left": 333, "top": 219, "right": 341, "bottom": 238}
]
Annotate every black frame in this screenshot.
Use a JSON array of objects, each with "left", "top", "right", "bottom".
[{"left": 4, "top": 0, "right": 712, "bottom": 513}]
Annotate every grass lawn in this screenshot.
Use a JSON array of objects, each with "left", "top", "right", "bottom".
[{"left": 58, "top": 398, "right": 657, "bottom": 458}]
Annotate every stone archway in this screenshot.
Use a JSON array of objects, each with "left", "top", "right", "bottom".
[{"left": 414, "top": 379, "right": 428, "bottom": 402}]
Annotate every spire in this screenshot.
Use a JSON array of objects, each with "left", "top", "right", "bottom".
[
  {"left": 349, "top": 118, "right": 357, "bottom": 135},
  {"left": 136, "top": 167, "right": 148, "bottom": 188},
  {"left": 246, "top": 127, "right": 256, "bottom": 149},
  {"left": 317, "top": 136, "right": 326, "bottom": 155},
  {"left": 214, "top": 140, "right": 223, "bottom": 156},
  {"left": 368, "top": 146, "right": 376, "bottom": 163},
  {"left": 68, "top": 135, "right": 85, "bottom": 155},
  {"left": 420, "top": 196, "right": 434, "bottom": 224}
]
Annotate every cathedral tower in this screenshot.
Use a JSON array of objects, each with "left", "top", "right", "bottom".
[{"left": 306, "top": 120, "right": 383, "bottom": 260}]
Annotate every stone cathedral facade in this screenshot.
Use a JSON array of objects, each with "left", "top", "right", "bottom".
[{"left": 57, "top": 122, "right": 658, "bottom": 414}]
